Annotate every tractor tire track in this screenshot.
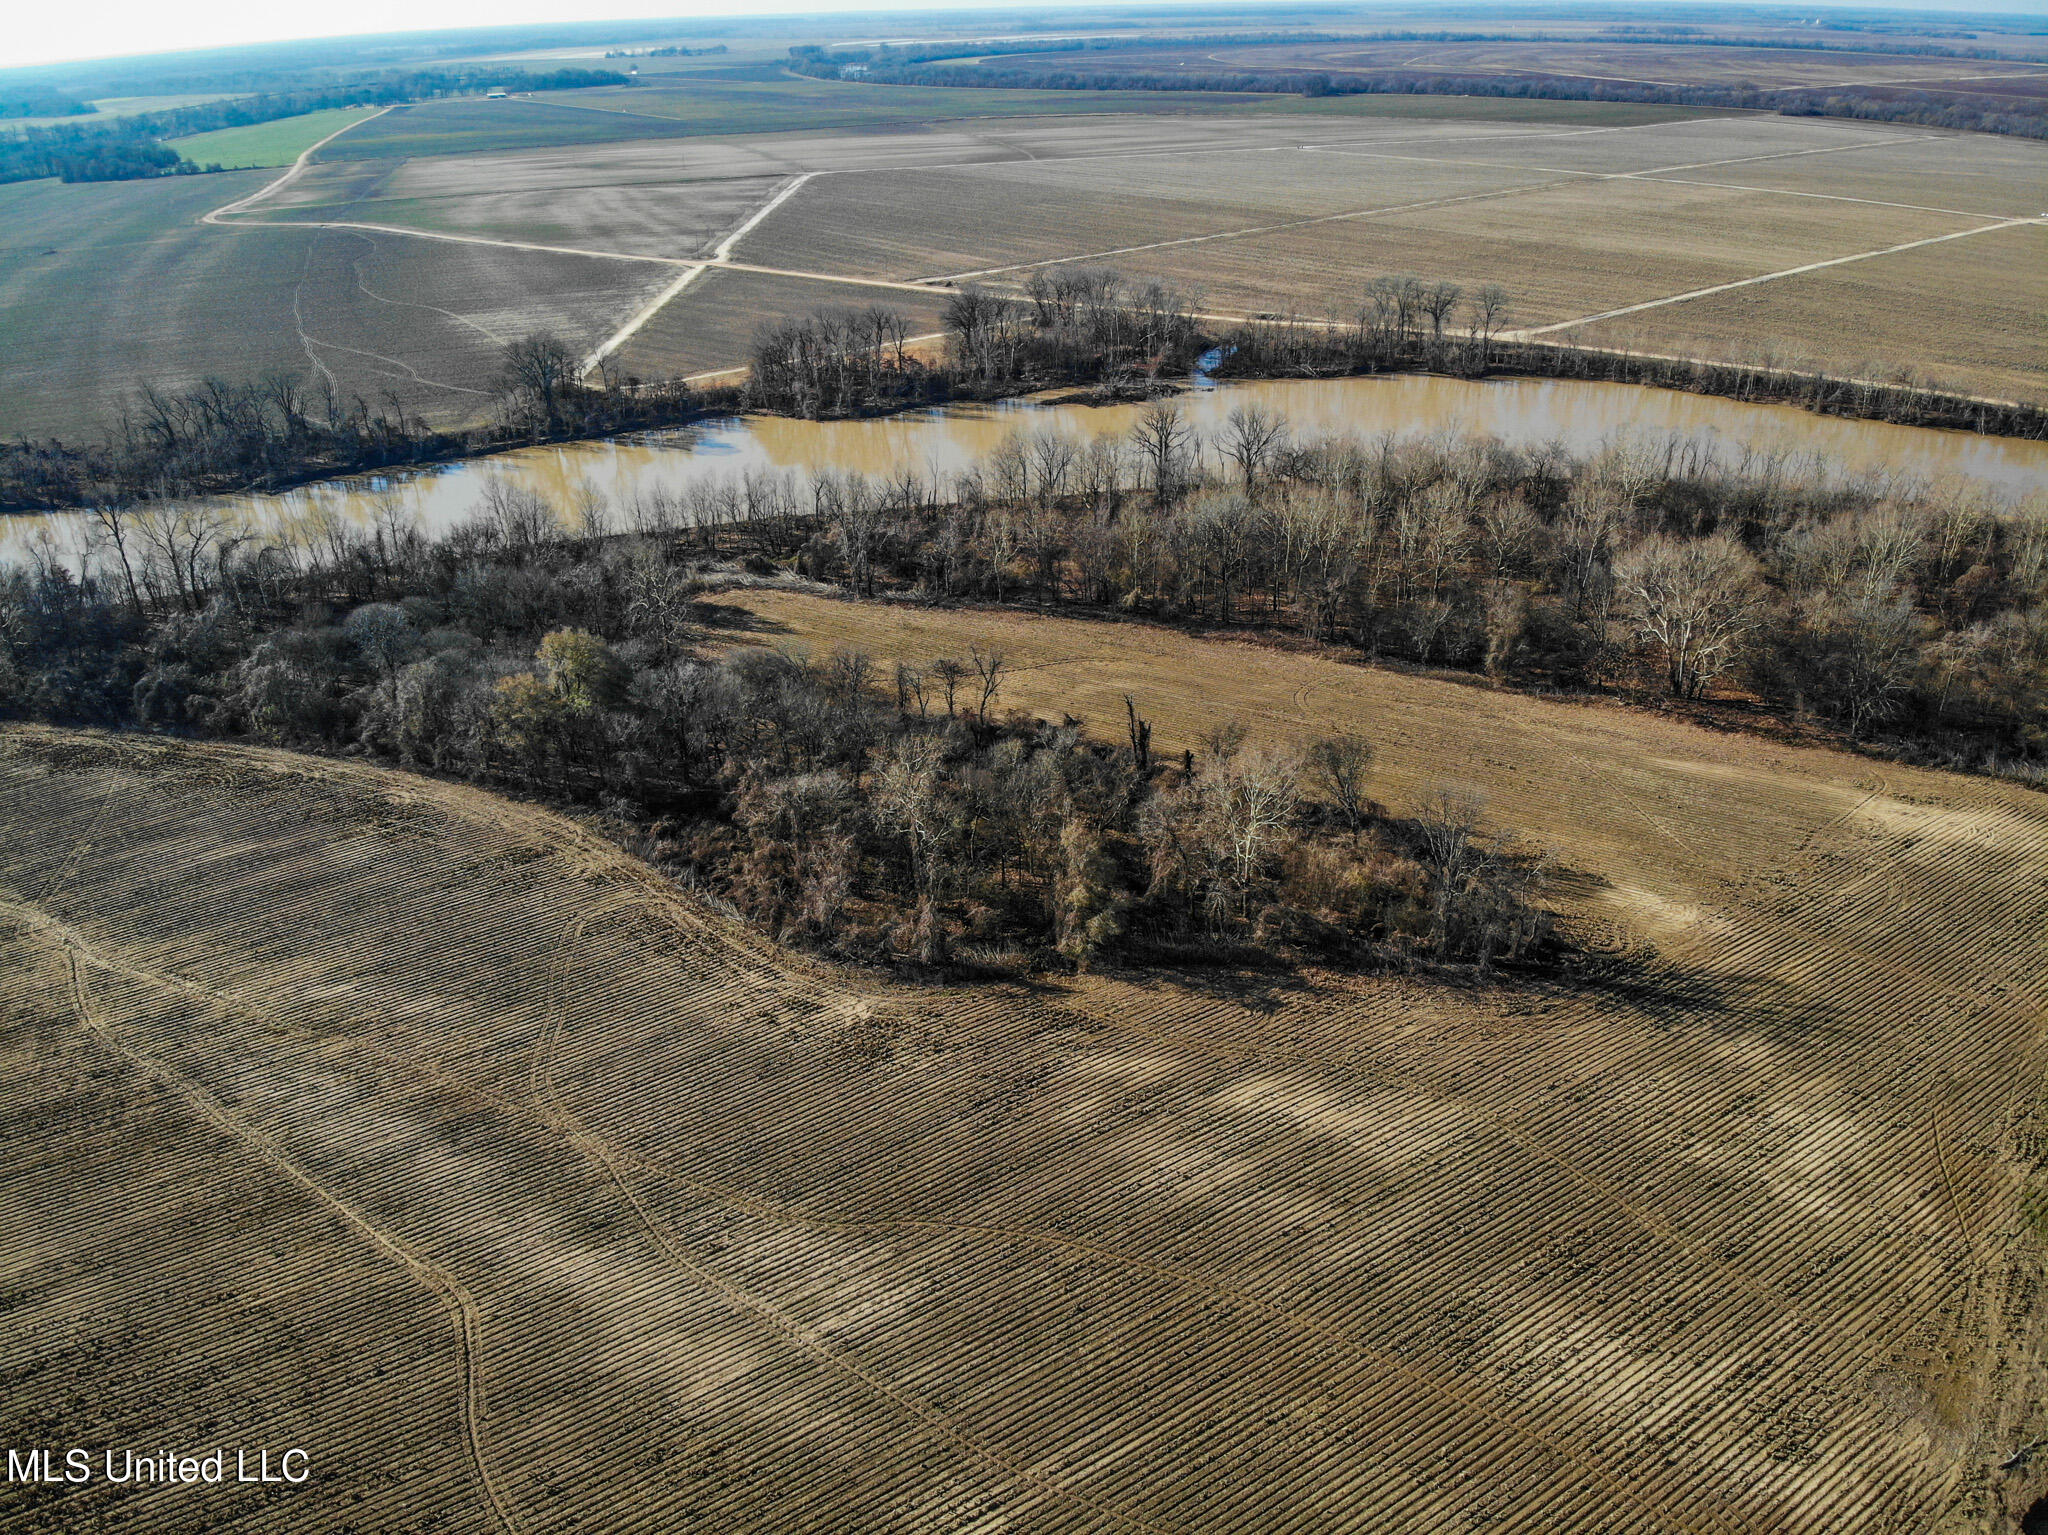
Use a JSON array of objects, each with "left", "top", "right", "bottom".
[{"left": 17, "top": 913, "right": 523, "bottom": 1535}]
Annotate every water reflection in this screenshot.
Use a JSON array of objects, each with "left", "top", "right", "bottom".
[{"left": 7, "top": 373, "right": 2045, "bottom": 567}]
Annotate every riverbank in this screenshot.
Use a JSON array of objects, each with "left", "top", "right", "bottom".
[{"left": 6, "top": 331, "right": 2046, "bottom": 517}]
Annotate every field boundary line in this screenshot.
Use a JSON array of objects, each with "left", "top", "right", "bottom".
[
  {"left": 578, "top": 264, "right": 709, "bottom": 379},
  {"left": 216, "top": 215, "right": 690, "bottom": 265},
  {"left": 3, "top": 905, "right": 524, "bottom": 1535},
  {"left": 714, "top": 171, "right": 815, "bottom": 261},
  {"left": 1298, "top": 130, "right": 1951, "bottom": 193},
  {"left": 919, "top": 177, "right": 1583, "bottom": 284},
  {"left": 916, "top": 131, "right": 1957, "bottom": 287},
  {"left": 1509, "top": 216, "right": 2044, "bottom": 339},
  {"left": 1623, "top": 174, "right": 2021, "bottom": 222},
  {"left": 721, "top": 259, "right": 955, "bottom": 293},
  {"left": 201, "top": 104, "right": 393, "bottom": 226}
]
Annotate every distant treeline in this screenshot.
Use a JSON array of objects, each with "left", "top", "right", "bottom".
[
  {"left": 0, "top": 87, "right": 94, "bottom": 119},
  {"left": 794, "top": 31, "right": 2045, "bottom": 71},
  {"left": 791, "top": 32, "right": 1362, "bottom": 68},
  {"left": 793, "top": 46, "right": 2048, "bottom": 140},
  {"left": 0, "top": 66, "right": 628, "bottom": 185},
  {"left": 605, "top": 44, "right": 729, "bottom": 58}
]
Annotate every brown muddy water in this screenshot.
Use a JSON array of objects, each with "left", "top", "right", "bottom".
[{"left": 6, "top": 373, "right": 2045, "bottom": 567}]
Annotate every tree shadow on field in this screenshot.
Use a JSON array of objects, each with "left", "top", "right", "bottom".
[
  {"left": 690, "top": 600, "right": 792, "bottom": 635},
  {"left": 1567, "top": 948, "right": 1850, "bottom": 1049},
  {"left": 1098, "top": 956, "right": 1320, "bottom": 1017}
]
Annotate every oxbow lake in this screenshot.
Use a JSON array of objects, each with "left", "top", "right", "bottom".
[{"left": 6, "top": 374, "right": 2045, "bottom": 568}]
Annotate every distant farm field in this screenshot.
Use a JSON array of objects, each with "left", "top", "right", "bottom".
[
  {"left": 0, "top": 172, "right": 670, "bottom": 437},
  {"left": 10, "top": 82, "right": 2047, "bottom": 441},
  {"left": 1575, "top": 222, "right": 2048, "bottom": 403},
  {"left": 168, "top": 106, "right": 380, "bottom": 169},
  {"left": 7, "top": 588, "right": 2046, "bottom": 1530}
]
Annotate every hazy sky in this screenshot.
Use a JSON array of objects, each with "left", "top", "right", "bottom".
[
  {"left": 6, "top": 0, "right": 1065, "bottom": 71},
  {"left": 8, "top": 0, "right": 2031, "bottom": 72}
]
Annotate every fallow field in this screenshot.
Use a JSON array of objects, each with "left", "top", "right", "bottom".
[
  {"left": 0, "top": 170, "right": 672, "bottom": 437},
  {"left": 9, "top": 64, "right": 2043, "bottom": 442},
  {"left": 6, "top": 589, "right": 2047, "bottom": 1533}
]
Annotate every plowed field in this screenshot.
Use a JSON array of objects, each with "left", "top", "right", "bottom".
[{"left": 5, "top": 594, "right": 2046, "bottom": 1532}]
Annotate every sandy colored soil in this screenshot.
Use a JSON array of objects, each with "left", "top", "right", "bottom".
[
  {"left": 1574, "top": 221, "right": 2048, "bottom": 404},
  {"left": 6, "top": 594, "right": 2047, "bottom": 1532}
]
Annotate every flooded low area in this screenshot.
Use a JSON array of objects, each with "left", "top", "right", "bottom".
[{"left": 6, "top": 373, "right": 2045, "bottom": 567}]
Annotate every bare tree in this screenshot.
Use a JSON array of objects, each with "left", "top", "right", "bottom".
[
  {"left": 1129, "top": 401, "right": 1196, "bottom": 507},
  {"left": 1476, "top": 492, "right": 1542, "bottom": 578},
  {"left": 895, "top": 663, "right": 930, "bottom": 720},
  {"left": 84, "top": 499, "right": 145, "bottom": 615},
  {"left": 1419, "top": 281, "right": 1463, "bottom": 349},
  {"left": 1201, "top": 744, "right": 1302, "bottom": 909},
  {"left": 1305, "top": 733, "right": 1375, "bottom": 835},
  {"left": 930, "top": 657, "right": 969, "bottom": 716},
  {"left": 1471, "top": 284, "right": 1510, "bottom": 363},
  {"left": 1219, "top": 405, "right": 1288, "bottom": 498},
  {"left": 874, "top": 737, "right": 952, "bottom": 965},
  {"left": 836, "top": 473, "right": 885, "bottom": 595},
  {"left": 1028, "top": 432, "right": 1078, "bottom": 509},
  {"left": 1800, "top": 587, "right": 1924, "bottom": 738},
  {"left": 623, "top": 545, "right": 694, "bottom": 658},
  {"left": 969, "top": 645, "right": 1007, "bottom": 724},
  {"left": 500, "top": 333, "right": 578, "bottom": 430},
  {"left": 1125, "top": 695, "right": 1153, "bottom": 775},
  {"left": 1411, "top": 782, "right": 1546, "bottom": 970},
  {"left": 1617, "top": 533, "right": 1766, "bottom": 698},
  {"left": 345, "top": 601, "right": 421, "bottom": 706},
  {"left": 134, "top": 499, "right": 227, "bottom": 612}
]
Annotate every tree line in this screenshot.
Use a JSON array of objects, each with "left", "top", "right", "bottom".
[
  {"left": 798, "top": 51, "right": 2047, "bottom": 141},
  {"left": 0, "top": 66, "right": 629, "bottom": 186},
  {"left": 741, "top": 411, "right": 2043, "bottom": 776},
  {"left": 744, "top": 272, "right": 2047, "bottom": 440},
  {"left": 0, "top": 337, "right": 716, "bottom": 512},
  {"left": 791, "top": 31, "right": 2044, "bottom": 71},
  {"left": 0, "top": 481, "right": 1551, "bottom": 978}
]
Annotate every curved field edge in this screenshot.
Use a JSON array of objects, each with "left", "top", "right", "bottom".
[{"left": 1, "top": 685, "right": 2045, "bottom": 1532}]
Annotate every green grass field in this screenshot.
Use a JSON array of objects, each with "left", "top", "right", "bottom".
[
  {"left": 169, "top": 106, "right": 379, "bottom": 169},
  {"left": 8, "top": 92, "right": 250, "bottom": 130}
]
